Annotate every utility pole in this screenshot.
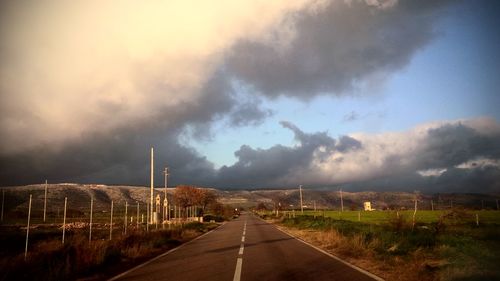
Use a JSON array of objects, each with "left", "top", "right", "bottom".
[
  {"left": 299, "top": 185, "right": 304, "bottom": 214},
  {"left": 150, "top": 147, "right": 154, "bottom": 224},
  {"left": 43, "top": 180, "right": 48, "bottom": 222},
  {"left": 340, "top": 189, "right": 344, "bottom": 212}
]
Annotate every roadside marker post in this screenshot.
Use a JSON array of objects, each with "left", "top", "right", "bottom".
[
  {"left": 136, "top": 202, "right": 139, "bottom": 230},
  {"left": 109, "top": 200, "right": 114, "bottom": 240},
  {"left": 146, "top": 203, "right": 149, "bottom": 232},
  {"left": 25, "top": 194, "right": 32, "bottom": 261},
  {"left": 299, "top": 185, "right": 304, "bottom": 214},
  {"left": 62, "top": 197, "right": 67, "bottom": 244},
  {"left": 340, "top": 189, "right": 344, "bottom": 212},
  {"left": 124, "top": 201, "right": 128, "bottom": 235},
  {"left": 89, "top": 197, "right": 93, "bottom": 242},
  {"left": 43, "top": 180, "right": 48, "bottom": 222},
  {"left": 1, "top": 189, "right": 4, "bottom": 222}
]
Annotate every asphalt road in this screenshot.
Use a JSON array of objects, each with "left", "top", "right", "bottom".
[{"left": 110, "top": 213, "right": 382, "bottom": 281}]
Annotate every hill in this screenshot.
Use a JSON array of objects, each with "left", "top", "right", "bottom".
[{"left": 1, "top": 184, "right": 498, "bottom": 217}]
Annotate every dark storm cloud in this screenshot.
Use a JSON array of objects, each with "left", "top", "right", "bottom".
[
  {"left": 345, "top": 165, "right": 500, "bottom": 194},
  {"left": 413, "top": 123, "right": 500, "bottom": 170},
  {"left": 0, "top": 71, "right": 260, "bottom": 187},
  {"left": 216, "top": 121, "right": 361, "bottom": 188},
  {"left": 226, "top": 0, "right": 453, "bottom": 99},
  {"left": 0, "top": 123, "right": 217, "bottom": 187},
  {"left": 214, "top": 119, "right": 500, "bottom": 191}
]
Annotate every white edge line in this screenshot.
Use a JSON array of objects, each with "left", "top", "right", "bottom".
[
  {"left": 108, "top": 222, "right": 226, "bottom": 281},
  {"left": 256, "top": 216, "right": 385, "bottom": 281}
]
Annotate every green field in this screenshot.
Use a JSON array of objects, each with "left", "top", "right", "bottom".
[
  {"left": 261, "top": 209, "right": 500, "bottom": 280},
  {"left": 292, "top": 210, "right": 500, "bottom": 224}
]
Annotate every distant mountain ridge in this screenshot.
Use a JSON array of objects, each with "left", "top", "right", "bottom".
[{"left": 1, "top": 184, "right": 498, "bottom": 215}]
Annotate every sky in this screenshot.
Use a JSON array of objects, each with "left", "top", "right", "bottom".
[{"left": 0, "top": 0, "right": 499, "bottom": 192}]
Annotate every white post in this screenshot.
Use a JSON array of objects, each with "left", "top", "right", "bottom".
[
  {"left": 89, "top": 197, "right": 93, "bottom": 242},
  {"left": 1, "top": 189, "right": 4, "bottom": 222},
  {"left": 299, "top": 185, "right": 303, "bottom": 214},
  {"left": 412, "top": 197, "right": 417, "bottom": 231},
  {"left": 109, "top": 200, "right": 113, "bottom": 240},
  {"left": 43, "top": 180, "right": 48, "bottom": 222},
  {"left": 164, "top": 167, "right": 169, "bottom": 221},
  {"left": 476, "top": 213, "right": 479, "bottom": 226},
  {"left": 146, "top": 203, "right": 149, "bottom": 232},
  {"left": 150, "top": 147, "right": 154, "bottom": 224},
  {"left": 340, "top": 189, "right": 344, "bottom": 212},
  {"left": 124, "top": 201, "right": 128, "bottom": 235},
  {"left": 25, "top": 194, "right": 32, "bottom": 261},
  {"left": 62, "top": 197, "right": 67, "bottom": 244},
  {"left": 431, "top": 200, "right": 434, "bottom": 211},
  {"left": 136, "top": 202, "right": 139, "bottom": 230}
]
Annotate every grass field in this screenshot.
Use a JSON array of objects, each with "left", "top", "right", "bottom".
[
  {"left": 260, "top": 209, "right": 500, "bottom": 281},
  {"left": 295, "top": 209, "right": 500, "bottom": 224}
]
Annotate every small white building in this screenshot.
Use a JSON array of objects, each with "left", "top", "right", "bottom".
[{"left": 363, "top": 201, "right": 373, "bottom": 211}]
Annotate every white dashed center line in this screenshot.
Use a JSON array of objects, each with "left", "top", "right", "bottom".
[{"left": 233, "top": 220, "right": 247, "bottom": 281}]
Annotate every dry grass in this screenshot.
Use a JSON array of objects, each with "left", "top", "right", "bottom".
[
  {"left": 0, "top": 222, "right": 217, "bottom": 281},
  {"left": 279, "top": 226, "right": 438, "bottom": 281}
]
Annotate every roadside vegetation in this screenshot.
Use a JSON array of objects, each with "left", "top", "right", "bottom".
[
  {"left": 0, "top": 222, "right": 217, "bottom": 281},
  {"left": 0, "top": 185, "right": 240, "bottom": 281},
  {"left": 258, "top": 209, "right": 500, "bottom": 281}
]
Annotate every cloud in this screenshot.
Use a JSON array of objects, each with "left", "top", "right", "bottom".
[
  {"left": 417, "top": 168, "right": 447, "bottom": 177},
  {"left": 0, "top": 0, "right": 311, "bottom": 153},
  {"left": 1, "top": 0, "right": 476, "bottom": 192},
  {"left": 215, "top": 117, "right": 500, "bottom": 192},
  {"left": 225, "top": 0, "right": 452, "bottom": 99}
]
